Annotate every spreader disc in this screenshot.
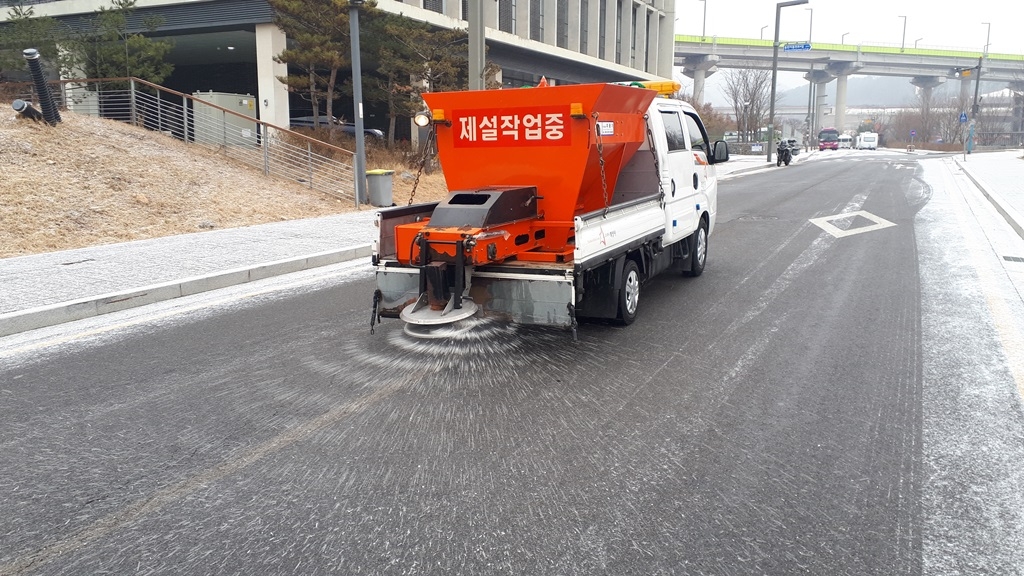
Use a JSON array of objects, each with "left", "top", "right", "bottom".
[{"left": 400, "top": 298, "right": 479, "bottom": 326}]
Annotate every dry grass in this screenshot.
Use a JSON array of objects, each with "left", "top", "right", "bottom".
[{"left": 0, "top": 106, "right": 449, "bottom": 258}]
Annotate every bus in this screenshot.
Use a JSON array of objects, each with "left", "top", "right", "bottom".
[{"left": 818, "top": 127, "right": 840, "bottom": 151}]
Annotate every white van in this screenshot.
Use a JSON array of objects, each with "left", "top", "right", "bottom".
[
  {"left": 838, "top": 134, "right": 853, "bottom": 149},
  {"left": 856, "top": 132, "right": 878, "bottom": 150}
]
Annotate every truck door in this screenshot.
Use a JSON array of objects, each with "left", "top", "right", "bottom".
[
  {"left": 682, "top": 110, "right": 717, "bottom": 234},
  {"left": 656, "top": 106, "right": 698, "bottom": 245}
]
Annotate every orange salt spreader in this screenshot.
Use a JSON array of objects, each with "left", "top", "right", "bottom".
[{"left": 375, "top": 82, "right": 660, "bottom": 329}]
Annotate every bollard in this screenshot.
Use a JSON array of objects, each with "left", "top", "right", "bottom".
[{"left": 22, "top": 48, "right": 61, "bottom": 126}]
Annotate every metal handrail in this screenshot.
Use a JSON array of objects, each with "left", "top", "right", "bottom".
[{"left": 8, "top": 76, "right": 357, "bottom": 203}]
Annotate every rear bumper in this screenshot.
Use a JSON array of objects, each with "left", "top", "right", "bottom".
[{"left": 375, "top": 263, "right": 576, "bottom": 328}]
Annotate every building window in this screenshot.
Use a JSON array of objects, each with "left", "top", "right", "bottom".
[
  {"left": 580, "top": 0, "right": 589, "bottom": 53},
  {"left": 530, "top": 0, "right": 542, "bottom": 41},
  {"left": 599, "top": 0, "right": 606, "bottom": 59},
  {"left": 499, "top": 0, "right": 516, "bottom": 33},
  {"left": 644, "top": 10, "right": 651, "bottom": 71},
  {"left": 424, "top": 0, "right": 443, "bottom": 13},
  {"left": 556, "top": 0, "right": 568, "bottom": 48}
]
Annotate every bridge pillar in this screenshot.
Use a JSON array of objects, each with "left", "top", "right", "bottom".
[
  {"left": 835, "top": 75, "right": 849, "bottom": 132},
  {"left": 911, "top": 76, "right": 946, "bottom": 103},
  {"left": 803, "top": 69, "right": 834, "bottom": 145},
  {"left": 826, "top": 62, "right": 863, "bottom": 134},
  {"left": 911, "top": 77, "right": 945, "bottom": 143},
  {"left": 960, "top": 77, "right": 972, "bottom": 103},
  {"left": 815, "top": 81, "right": 830, "bottom": 135},
  {"left": 682, "top": 55, "right": 720, "bottom": 104}
]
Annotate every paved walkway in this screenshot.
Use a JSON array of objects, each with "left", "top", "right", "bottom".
[{"left": 2, "top": 149, "right": 1022, "bottom": 337}]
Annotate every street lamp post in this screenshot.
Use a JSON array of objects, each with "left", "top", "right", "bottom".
[
  {"left": 806, "top": 7, "right": 812, "bottom": 42},
  {"left": 761, "top": 25, "right": 768, "bottom": 40},
  {"left": 982, "top": 22, "right": 991, "bottom": 55},
  {"left": 841, "top": 32, "right": 849, "bottom": 45},
  {"left": 349, "top": 0, "right": 366, "bottom": 206},
  {"left": 468, "top": 0, "right": 484, "bottom": 89},
  {"left": 699, "top": 0, "right": 707, "bottom": 39},
  {"left": 899, "top": 15, "right": 907, "bottom": 52},
  {"left": 768, "top": 0, "right": 810, "bottom": 163},
  {"left": 914, "top": 38, "right": 923, "bottom": 48}
]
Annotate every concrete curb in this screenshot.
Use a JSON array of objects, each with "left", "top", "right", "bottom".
[
  {"left": 0, "top": 244, "right": 372, "bottom": 338},
  {"left": 954, "top": 157, "right": 1024, "bottom": 242}
]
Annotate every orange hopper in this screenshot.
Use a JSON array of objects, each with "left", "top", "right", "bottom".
[{"left": 394, "top": 82, "right": 658, "bottom": 267}]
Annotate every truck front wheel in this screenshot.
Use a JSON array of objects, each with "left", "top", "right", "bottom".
[
  {"left": 617, "top": 259, "right": 640, "bottom": 325},
  {"left": 686, "top": 218, "right": 708, "bottom": 277}
]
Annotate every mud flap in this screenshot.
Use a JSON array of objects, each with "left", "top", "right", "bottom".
[{"left": 375, "top": 267, "right": 420, "bottom": 318}]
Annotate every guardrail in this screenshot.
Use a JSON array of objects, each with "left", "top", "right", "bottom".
[{"left": 9, "top": 77, "right": 357, "bottom": 203}]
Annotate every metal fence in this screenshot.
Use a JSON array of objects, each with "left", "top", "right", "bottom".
[{"left": 10, "top": 77, "right": 357, "bottom": 203}]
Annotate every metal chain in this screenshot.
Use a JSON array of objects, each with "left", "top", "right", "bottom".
[
  {"left": 406, "top": 124, "right": 436, "bottom": 206},
  {"left": 593, "top": 112, "right": 609, "bottom": 211}
]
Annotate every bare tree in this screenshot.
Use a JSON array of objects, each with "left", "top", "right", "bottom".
[
  {"left": 934, "top": 94, "right": 970, "bottom": 146},
  {"left": 720, "top": 67, "right": 773, "bottom": 143}
]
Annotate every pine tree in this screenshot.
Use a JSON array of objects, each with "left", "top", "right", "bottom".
[
  {"left": 268, "top": 0, "right": 351, "bottom": 128},
  {"left": 63, "top": 0, "right": 174, "bottom": 90},
  {"left": 0, "top": 4, "right": 62, "bottom": 83}
]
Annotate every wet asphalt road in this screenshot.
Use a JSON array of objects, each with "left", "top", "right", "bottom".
[{"left": 2, "top": 152, "right": 1023, "bottom": 575}]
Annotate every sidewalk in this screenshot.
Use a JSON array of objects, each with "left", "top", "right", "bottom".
[{"left": 2, "top": 150, "right": 1022, "bottom": 338}]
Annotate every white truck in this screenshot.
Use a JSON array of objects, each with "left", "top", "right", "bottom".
[
  {"left": 856, "top": 132, "right": 878, "bottom": 150},
  {"left": 370, "top": 81, "right": 730, "bottom": 337}
]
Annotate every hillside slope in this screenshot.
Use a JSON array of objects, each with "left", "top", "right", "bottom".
[{"left": 0, "top": 107, "right": 446, "bottom": 258}]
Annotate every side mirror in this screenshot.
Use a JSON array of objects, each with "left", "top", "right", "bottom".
[{"left": 711, "top": 140, "right": 730, "bottom": 163}]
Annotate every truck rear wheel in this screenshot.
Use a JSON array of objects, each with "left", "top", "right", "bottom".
[
  {"left": 617, "top": 259, "right": 640, "bottom": 325},
  {"left": 686, "top": 218, "right": 708, "bottom": 277}
]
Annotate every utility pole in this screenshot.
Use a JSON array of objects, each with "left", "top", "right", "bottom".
[
  {"left": 468, "top": 0, "right": 485, "bottom": 89},
  {"left": 768, "top": 0, "right": 810, "bottom": 163}
]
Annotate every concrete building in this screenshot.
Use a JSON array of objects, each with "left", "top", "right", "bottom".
[{"left": 2, "top": 0, "right": 675, "bottom": 130}]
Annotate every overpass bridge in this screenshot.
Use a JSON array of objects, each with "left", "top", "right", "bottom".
[{"left": 675, "top": 34, "right": 1024, "bottom": 134}]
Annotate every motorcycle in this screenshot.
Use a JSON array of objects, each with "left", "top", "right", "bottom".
[{"left": 776, "top": 140, "right": 792, "bottom": 167}]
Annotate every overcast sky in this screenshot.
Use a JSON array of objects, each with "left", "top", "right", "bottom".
[
  {"left": 672, "top": 0, "right": 1024, "bottom": 103},
  {"left": 673, "top": 0, "right": 1021, "bottom": 53}
]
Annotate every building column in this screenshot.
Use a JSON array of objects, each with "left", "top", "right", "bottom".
[
  {"left": 567, "top": 0, "right": 582, "bottom": 51},
  {"left": 657, "top": 1, "right": 674, "bottom": 79},
  {"left": 645, "top": 8, "right": 659, "bottom": 74},
  {"left": 961, "top": 77, "right": 972, "bottom": 103},
  {"left": 255, "top": 23, "right": 288, "bottom": 128},
  {"left": 543, "top": 0, "right": 557, "bottom": 45},
  {"left": 603, "top": 0, "right": 617, "bottom": 63},
  {"left": 633, "top": 5, "right": 647, "bottom": 71},
  {"left": 585, "top": 0, "right": 601, "bottom": 57},
  {"left": 515, "top": 0, "right": 530, "bottom": 39},
  {"left": 619, "top": 0, "right": 634, "bottom": 66}
]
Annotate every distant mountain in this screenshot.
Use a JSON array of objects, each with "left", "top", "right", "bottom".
[{"left": 776, "top": 75, "right": 1007, "bottom": 108}]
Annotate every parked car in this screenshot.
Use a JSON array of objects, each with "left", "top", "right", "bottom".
[{"left": 289, "top": 115, "right": 384, "bottom": 139}]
